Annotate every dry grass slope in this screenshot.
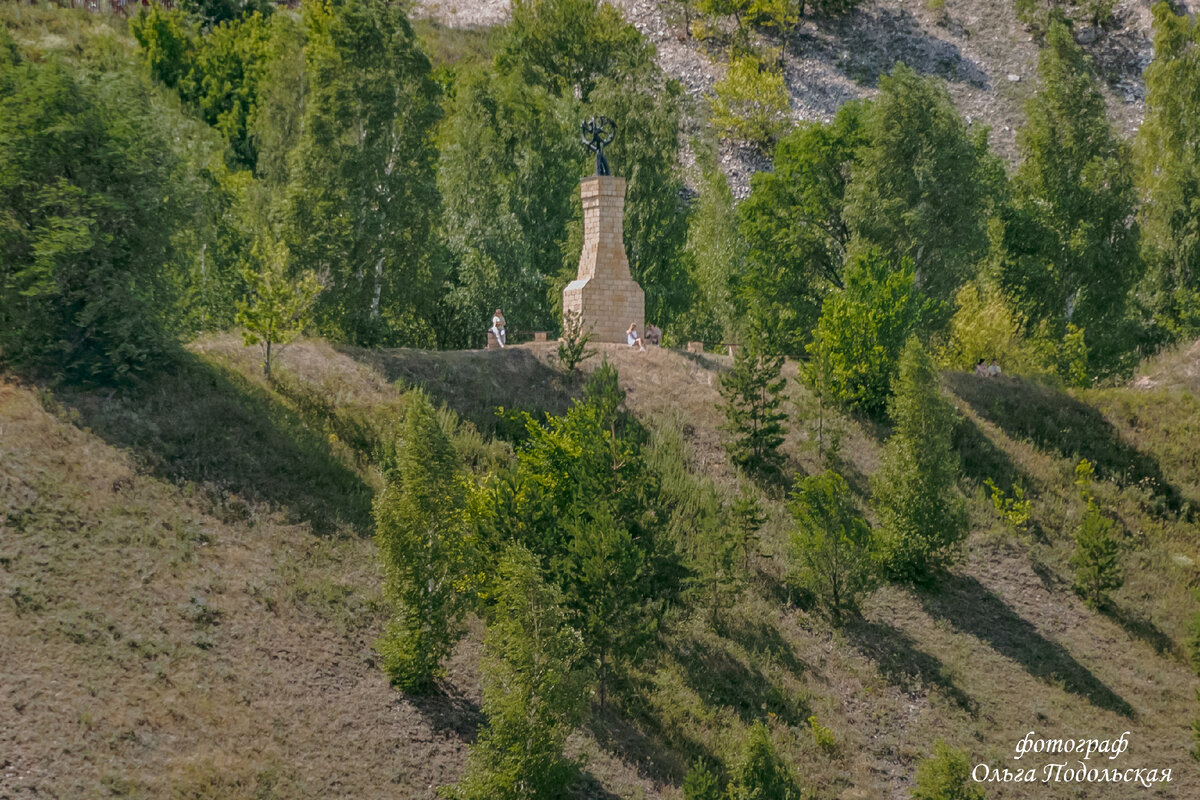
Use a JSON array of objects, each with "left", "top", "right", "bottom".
[{"left": 4, "top": 335, "right": 1200, "bottom": 798}]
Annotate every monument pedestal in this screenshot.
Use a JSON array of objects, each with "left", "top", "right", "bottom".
[{"left": 562, "top": 176, "right": 644, "bottom": 344}]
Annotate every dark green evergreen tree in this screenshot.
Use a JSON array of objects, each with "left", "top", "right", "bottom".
[
  {"left": 789, "top": 470, "right": 877, "bottom": 624},
  {"left": 374, "top": 392, "right": 470, "bottom": 692},
  {"left": 719, "top": 343, "right": 789, "bottom": 483},
  {"left": 871, "top": 337, "right": 969, "bottom": 582},
  {"left": 447, "top": 544, "right": 589, "bottom": 800},
  {"left": 1070, "top": 502, "right": 1123, "bottom": 609},
  {"left": 728, "top": 721, "right": 803, "bottom": 800}
]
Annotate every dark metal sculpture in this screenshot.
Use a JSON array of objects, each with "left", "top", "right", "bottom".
[{"left": 581, "top": 116, "right": 616, "bottom": 176}]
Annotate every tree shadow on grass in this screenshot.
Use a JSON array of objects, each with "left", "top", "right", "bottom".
[
  {"left": 570, "top": 771, "right": 623, "bottom": 800},
  {"left": 671, "top": 636, "right": 809, "bottom": 729},
  {"left": 340, "top": 345, "right": 576, "bottom": 441},
  {"left": 55, "top": 351, "right": 373, "bottom": 537},
  {"left": 717, "top": 614, "right": 811, "bottom": 681},
  {"left": 844, "top": 619, "right": 977, "bottom": 714},
  {"left": 951, "top": 410, "right": 1030, "bottom": 494},
  {"left": 407, "top": 686, "right": 484, "bottom": 745},
  {"left": 944, "top": 372, "right": 1183, "bottom": 514},
  {"left": 1102, "top": 604, "right": 1178, "bottom": 658},
  {"left": 917, "top": 574, "right": 1135, "bottom": 718},
  {"left": 587, "top": 703, "right": 710, "bottom": 787}
]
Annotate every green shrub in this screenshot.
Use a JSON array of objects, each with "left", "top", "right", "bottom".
[
  {"left": 807, "top": 714, "right": 838, "bottom": 755},
  {"left": 912, "top": 740, "right": 986, "bottom": 800},
  {"left": 983, "top": 479, "right": 1032, "bottom": 535},
  {"left": 683, "top": 759, "right": 724, "bottom": 800},
  {"left": 557, "top": 309, "right": 595, "bottom": 372},
  {"left": 809, "top": 249, "right": 939, "bottom": 419},
  {"left": 719, "top": 343, "right": 789, "bottom": 483},
  {"left": 710, "top": 54, "right": 791, "bottom": 149}
]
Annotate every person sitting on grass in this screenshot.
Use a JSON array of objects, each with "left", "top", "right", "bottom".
[
  {"left": 490, "top": 308, "right": 506, "bottom": 348},
  {"left": 988, "top": 357, "right": 1002, "bottom": 377},
  {"left": 644, "top": 322, "right": 661, "bottom": 346},
  {"left": 626, "top": 323, "right": 646, "bottom": 352},
  {"left": 974, "top": 359, "right": 988, "bottom": 377}
]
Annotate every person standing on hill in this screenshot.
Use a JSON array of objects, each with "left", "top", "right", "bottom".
[{"left": 490, "top": 308, "right": 506, "bottom": 348}]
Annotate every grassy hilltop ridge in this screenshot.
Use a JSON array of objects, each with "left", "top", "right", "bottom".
[{"left": 3, "top": 333, "right": 1199, "bottom": 798}]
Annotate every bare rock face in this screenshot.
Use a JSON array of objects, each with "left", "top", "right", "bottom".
[{"left": 562, "top": 176, "right": 645, "bottom": 344}]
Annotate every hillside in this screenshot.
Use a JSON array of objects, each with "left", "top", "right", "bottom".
[
  {"left": 4, "top": 335, "right": 1199, "bottom": 798},
  {"left": 415, "top": 0, "right": 1199, "bottom": 193}
]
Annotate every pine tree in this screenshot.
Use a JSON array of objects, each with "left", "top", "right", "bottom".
[
  {"left": 731, "top": 491, "right": 766, "bottom": 570},
  {"left": 448, "top": 544, "right": 589, "bottom": 800},
  {"left": 374, "top": 392, "right": 470, "bottom": 692},
  {"left": 1137, "top": 2, "right": 1200, "bottom": 338},
  {"left": 728, "top": 721, "right": 803, "bottom": 800},
  {"left": 1071, "top": 502, "right": 1123, "bottom": 609},
  {"left": 997, "top": 20, "right": 1139, "bottom": 362},
  {"left": 789, "top": 470, "right": 877, "bottom": 624},
  {"left": 871, "top": 337, "right": 969, "bottom": 582},
  {"left": 719, "top": 343, "right": 789, "bottom": 483},
  {"left": 559, "top": 504, "right": 650, "bottom": 709},
  {"left": 235, "top": 239, "right": 322, "bottom": 378}
]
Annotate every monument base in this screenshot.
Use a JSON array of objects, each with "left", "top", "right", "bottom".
[{"left": 563, "top": 276, "right": 644, "bottom": 344}]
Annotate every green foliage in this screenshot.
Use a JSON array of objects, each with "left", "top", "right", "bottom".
[
  {"left": 710, "top": 55, "right": 792, "bottom": 149},
  {"left": 939, "top": 282, "right": 1046, "bottom": 374},
  {"left": 807, "top": 714, "right": 838, "bottom": 755},
  {"left": 181, "top": 0, "right": 274, "bottom": 29},
  {"left": 235, "top": 240, "right": 322, "bottom": 377},
  {"left": 872, "top": 338, "right": 969, "bottom": 581},
  {"left": 996, "top": 21, "right": 1139, "bottom": 370},
  {"left": 1137, "top": 3, "right": 1200, "bottom": 339},
  {"left": 1073, "top": 457, "right": 1095, "bottom": 502},
  {"left": 1184, "top": 608, "right": 1200, "bottom": 676},
  {"left": 284, "top": 0, "right": 443, "bottom": 347},
  {"left": 737, "top": 100, "right": 869, "bottom": 354},
  {"left": 728, "top": 721, "right": 803, "bottom": 800},
  {"left": 130, "top": 5, "right": 195, "bottom": 90},
  {"left": 556, "top": 310, "right": 596, "bottom": 372},
  {"left": 1058, "top": 322, "right": 1090, "bottom": 387},
  {"left": 479, "top": 384, "right": 684, "bottom": 705},
  {"left": 0, "top": 48, "right": 191, "bottom": 381},
  {"left": 682, "top": 147, "right": 746, "bottom": 345},
  {"left": 583, "top": 355, "right": 625, "bottom": 431},
  {"left": 808, "top": 250, "right": 939, "bottom": 419},
  {"left": 844, "top": 64, "right": 996, "bottom": 304},
  {"left": 1015, "top": 0, "right": 1115, "bottom": 33},
  {"left": 497, "top": 0, "right": 650, "bottom": 102},
  {"left": 133, "top": 8, "right": 272, "bottom": 170},
  {"left": 731, "top": 490, "right": 766, "bottom": 570},
  {"left": 439, "top": 66, "right": 577, "bottom": 345},
  {"left": 983, "top": 479, "right": 1032, "bottom": 535},
  {"left": 789, "top": 470, "right": 877, "bottom": 624},
  {"left": 374, "top": 392, "right": 471, "bottom": 692},
  {"left": 1070, "top": 501, "right": 1123, "bottom": 609},
  {"left": 719, "top": 343, "right": 789, "bottom": 483},
  {"left": 912, "top": 741, "right": 986, "bottom": 800},
  {"left": 447, "top": 544, "right": 589, "bottom": 800},
  {"left": 683, "top": 759, "right": 725, "bottom": 800}
]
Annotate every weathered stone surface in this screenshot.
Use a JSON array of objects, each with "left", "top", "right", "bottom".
[{"left": 563, "top": 176, "right": 645, "bottom": 344}]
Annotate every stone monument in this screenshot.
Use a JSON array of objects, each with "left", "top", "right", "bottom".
[{"left": 562, "top": 117, "right": 644, "bottom": 344}]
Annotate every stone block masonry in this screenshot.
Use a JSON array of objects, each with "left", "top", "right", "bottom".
[{"left": 562, "top": 176, "right": 644, "bottom": 344}]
